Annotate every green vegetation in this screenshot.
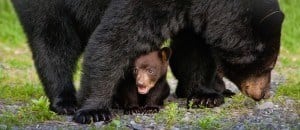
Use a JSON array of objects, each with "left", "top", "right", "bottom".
[
  {"left": 155, "top": 102, "right": 184, "bottom": 128},
  {"left": 0, "top": 0, "right": 60, "bottom": 126},
  {"left": 0, "top": 83, "right": 43, "bottom": 104},
  {"left": 197, "top": 115, "right": 220, "bottom": 129},
  {"left": 276, "top": 0, "right": 300, "bottom": 100},
  {"left": 0, "top": 0, "right": 299, "bottom": 128},
  {"left": 0, "top": 97, "right": 61, "bottom": 127},
  {"left": 102, "top": 119, "right": 123, "bottom": 130},
  {"left": 0, "top": 0, "right": 26, "bottom": 45}
]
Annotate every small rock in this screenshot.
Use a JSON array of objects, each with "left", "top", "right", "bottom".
[
  {"left": 182, "top": 116, "right": 190, "bottom": 122},
  {"left": 94, "top": 121, "right": 105, "bottom": 127},
  {"left": 287, "top": 113, "right": 299, "bottom": 122},
  {"left": 232, "top": 123, "right": 245, "bottom": 130},
  {"left": 244, "top": 98, "right": 256, "bottom": 108},
  {"left": 130, "top": 120, "right": 143, "bottom": 130},
  {"left": 145, "top": 125, "right": 155, "bottom": 130},
  {"left": 265, "top": 124, "right": 277, "bottom": 129},
  {"left": 0, "top": 124, "right": 7, "bottom": 130},
  {"left": 285, "top": 99, "right": 295, "bottom": 108},
  {"left": 256, "top": 102, "right": 274, "bottom": 110},
  {"left": 223, "top": 78, "right": 240, "bottom": 93},
  {"left": 212, "top": 107, "right": 222, "bottom": 113},
  {"left": 145, "top": 128, "right": 154, "bottom": 130},
  {"left": 5, "top": 105, "right": 20, "bottom": 114},
  {"left": 264, "top": 118, "right": 273, "bottom": 123},
  {"left": 66, "top": 116, "right": 73, "bottom": 122},
  {"left": 171, "top": 126, "right": 180, "bottom": 130}
]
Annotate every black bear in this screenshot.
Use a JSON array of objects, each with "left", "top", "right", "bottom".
[
  {"left": 12, "top": 0, "right": 112, "bottom": 115},
  {"left": 12, "top": 0, "right": 284, "bottom": 124},
  {"left": 112, "top": 47, "right": 171, "bottom": 114}
]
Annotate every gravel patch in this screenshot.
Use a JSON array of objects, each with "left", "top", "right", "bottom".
[{"left": 2, "top": 71, "right": 299, "bottom": 129}]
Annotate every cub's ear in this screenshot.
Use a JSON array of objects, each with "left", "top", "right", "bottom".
[{"left": 160, "top": 47, "right": 172, "bottom": 62}]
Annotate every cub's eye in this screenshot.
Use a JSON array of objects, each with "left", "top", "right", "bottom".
[
  {"left": 133, "top": 68, "right": 138, "bottom": 73},
  {"left": 147, "top": 69, "right": 154, "bottom": 74}
]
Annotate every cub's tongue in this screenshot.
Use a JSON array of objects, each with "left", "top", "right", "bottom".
[{"left": 137, "top": 85, "right": 149, "bottom": 94}]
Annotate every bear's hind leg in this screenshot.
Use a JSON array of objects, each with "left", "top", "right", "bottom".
[{"left": 170, "top": 30, "right": 224, "bottom": 108}]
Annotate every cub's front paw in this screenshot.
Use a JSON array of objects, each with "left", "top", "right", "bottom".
[
  {"left": 142, "top": 105, "right": 160, "bottom": 114},
  {"left": 73, "top": 108, "right": 112, "bottom": 124},
  {"left": 124, "top": 106, "right": 141, "bottom": 115},
  {"left": 188, "top": 92, "right": 224, "bottom": 108},
  {"left": 50, "top": 97, "right": 77, "bottom": 115}
]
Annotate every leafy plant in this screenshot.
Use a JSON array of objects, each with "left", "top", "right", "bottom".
[
  {"left": 0, "top": 96, "right": 61, "bottom": 127},
  {"left": 198, "top": 115, "right": 220, "bottom": 129},
  {"left": 155, "top": 102, "right": 183, "bottom": 128},
  {"left": 102, "top": 119, "right": 124, "bottom": 130}
]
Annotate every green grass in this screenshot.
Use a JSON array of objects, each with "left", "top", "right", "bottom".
[
  {"left": 197, "top": 115, "right": 220, "bottom": 129},
  {"left": 155, "top": 102, "right": 184, "bottom": 128},
  {"left": 0, "top": 0, "right": 26, "bottom": 45},
  {"left": 0, "top": 96, "right": 61, "bottom": 127},
  {"left": 0, "top": 0, "right": 60, "bottom": 126},
  {"left": 0, "top": 0, "right": 299, "bottom": 128},
  {"left": 275, "top": 0, "right": 300, "bottom": 100}
]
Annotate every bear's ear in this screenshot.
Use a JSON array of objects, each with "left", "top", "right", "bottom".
[
  {"left": 160, "top": 47, "right": 172, "bottom": 62},
  {"left": 258, "top": 11, "right": 284, "bottom": 37},
  {"left": 251, "top": 0, "right": 284, "bottom": 37}
]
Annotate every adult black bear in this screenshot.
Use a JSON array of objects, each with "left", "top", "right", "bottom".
[
  {"left": 12, "top": 0, "right": 111, "bottom": 115},
  {"left": 12, "top": 0, "right": 284, "bottom": 124},
  {"left": 112, "top": 47, "right": 171, "bottom": 114}
]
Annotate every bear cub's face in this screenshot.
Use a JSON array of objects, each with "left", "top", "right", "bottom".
[{"left": 133, "top": 47, "right": 171, "bottom": 94}]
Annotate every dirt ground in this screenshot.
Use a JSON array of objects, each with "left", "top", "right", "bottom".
[{"left": 2, "top": 72, "right": 300, "bottom": 130}]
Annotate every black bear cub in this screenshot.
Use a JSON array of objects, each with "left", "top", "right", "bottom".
[{"left": 113, "top": 47, "right": 171, "bottom": 114}]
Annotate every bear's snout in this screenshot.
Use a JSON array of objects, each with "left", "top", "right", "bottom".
[{"left": 240, "top": 72, "right": 271, "bottom": 101}]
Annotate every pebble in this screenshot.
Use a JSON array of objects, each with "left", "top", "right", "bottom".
[
  {"left": 182, "top": 116, "right": 190, "bottom": 122},
  {"left": 285, "top": 99, "right": 295, "bottom": 108},
  {"left": 256, "top": 102, "right": 274, "bottom": 110},
  {"left": 130, "top": 120, "right": 143, "bottom": 130},
  {"left": 94, "top": 121, "right": 105, "bottom": 127},
  {"left": 212, "top": 107, "right": 222, "bottom": 113},
  {"left": 223, "top": 78, "right": 240, "bottom": 93},
  {"left": 0, "top": 124, "right": 7, "bottom": 130},
  {"left": 232, "top": 123, "right": 245, "bottom": 130},
  {"left": 287, "top": 113, "right": 299, "bottom": 122},
  {"left": 66, "top": 116, "right": 73, "bottom": 122},
  {"left": 5, "top": 105, "right": 20, "bottom": 113},
  {"left": 265, "top": 124, "right": 277, "bottom": 129},
  {"left": 171, "top": 126, "right": 180, "bottom": 130}
]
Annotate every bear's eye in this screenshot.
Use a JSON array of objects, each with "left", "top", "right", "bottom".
[{"left": 262, "top": 67, "right": 273, "bottom": 73}]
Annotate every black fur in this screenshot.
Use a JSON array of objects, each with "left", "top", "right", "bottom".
[
  {"left": 113, "top": 73, "right": 170, "bottom": 114},
  {"left": 12, "top": 0, "right": 111, "bottom": 115},
  {"left": 112, "top": 48, "right": 170, "bottom": 114},
  {"left": 12, "top": 0, "right": 283, "bottom": 124}
]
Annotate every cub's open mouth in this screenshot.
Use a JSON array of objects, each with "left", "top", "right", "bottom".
[{"left": 137, "top": 85, "right": 149, "bottom": 94}]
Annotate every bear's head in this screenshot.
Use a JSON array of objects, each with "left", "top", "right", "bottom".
[
  {"left": 222, "top": 10, "right": 284, "bottom": 101},
  {"left": 133, "top": 47, "right": 171, "bottom": 94}
]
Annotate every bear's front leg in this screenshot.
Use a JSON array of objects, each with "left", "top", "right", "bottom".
[{"left": 72, "top": 0, "right": 138, "bottom": 123}]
